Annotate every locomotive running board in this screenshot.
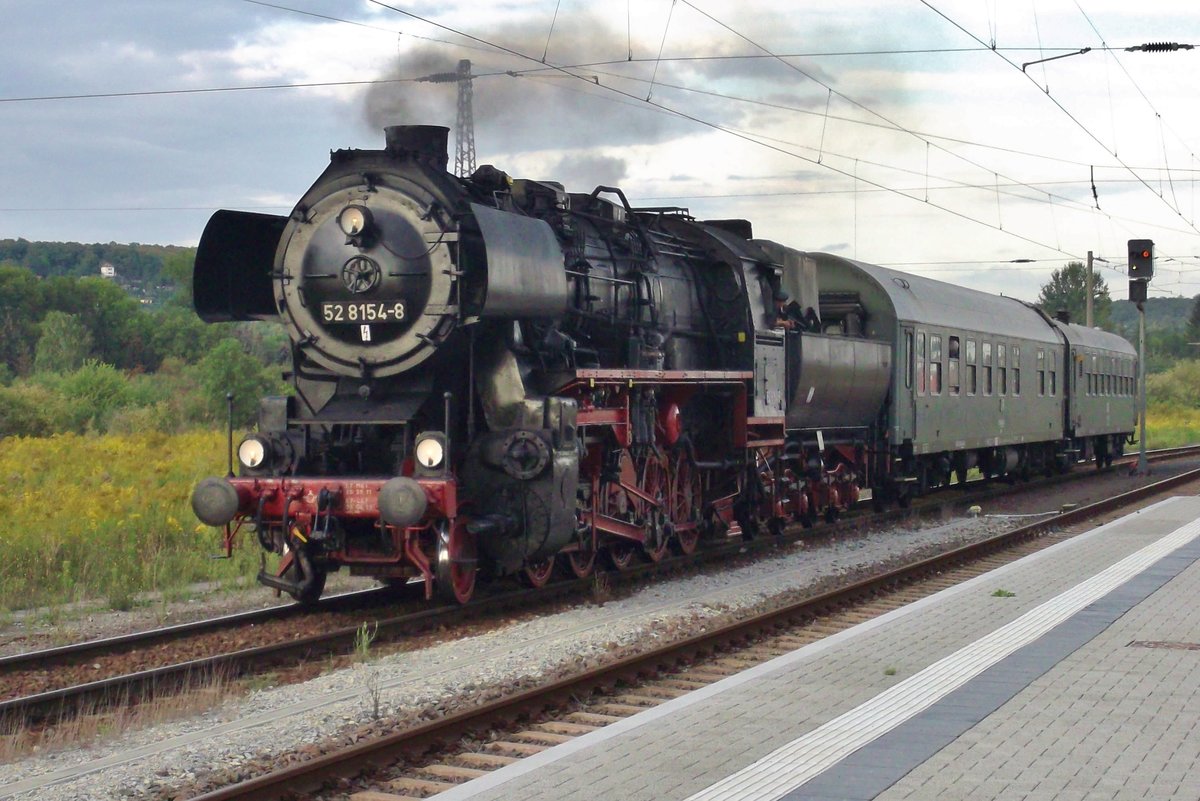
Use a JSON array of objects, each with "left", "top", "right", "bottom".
[{"left": 589, "top": 513, "right": 648, "bottom": 543}]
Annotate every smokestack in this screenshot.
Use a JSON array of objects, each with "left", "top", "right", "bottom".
[
  {"left": 1055, "top": 308, "right": 1071, "bottom": 323},
  {"left": 384, "top": 125, "right": 450, "bottom": 171}
]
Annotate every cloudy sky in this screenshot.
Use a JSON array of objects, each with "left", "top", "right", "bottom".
[{"left": 1, "top": 0, "right": 1198, "bottom": 301}]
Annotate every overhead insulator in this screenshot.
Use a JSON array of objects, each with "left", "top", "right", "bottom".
[{"left": 1126, "top": 42, "right": 1194, "bottom": 52}]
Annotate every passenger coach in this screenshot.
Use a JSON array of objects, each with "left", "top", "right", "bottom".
[{"left": 808, "top": 255, "right": 1136, "bottom": 503}]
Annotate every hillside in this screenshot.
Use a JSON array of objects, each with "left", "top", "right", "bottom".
[
  {"left": 0, "top": 238, "right": 194, "bottom": 305},
  {"left": 1110, "top": 296, "right": 1195, "bottom": 333}
]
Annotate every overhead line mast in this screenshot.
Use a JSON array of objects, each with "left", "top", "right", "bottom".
[{"left": 417, "top": 59, "right": 476, "bottom": 177}]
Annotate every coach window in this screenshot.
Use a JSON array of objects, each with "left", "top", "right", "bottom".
[
  {"left": 917, "top": 332, "right": 926, "bottom": 395},
  {"left": 1013, "top": 346, "right": 1021, "bottom": 395},
  {"left": 1037, "top": 349, "right": 1046, "bottom": 395},
  {"left": 905, "top": 332, "right": 913, "bottom": 389},
  {"left": 948, "top": 336, "right": 961, "bottom": 395},
  {"left": 997, "top": 344, "right": 1008, "bottom": 395},
  {"left": 982, "top": 342, "right": 993, "bottom": 395},
  {"left": 965, "top": 339, "right": 977, "bottom": 394},
  {"left": 930, "top": 334, "right": 942, "bottom": 394},
  {"left": 1049, "top": 351, "right": 1057, "bottom": 396}
]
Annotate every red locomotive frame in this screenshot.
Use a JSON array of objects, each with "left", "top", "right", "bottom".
[{"left": 218, "top": 367, "right": 867, "bottom": 604}]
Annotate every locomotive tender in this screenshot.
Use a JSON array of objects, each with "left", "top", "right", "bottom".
[{"left": 191, "top": 125, "right": 1137, "bottom": 604}]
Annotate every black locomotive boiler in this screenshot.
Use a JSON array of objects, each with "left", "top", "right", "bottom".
[{"left": 191, "top": 125, "right": 1137, "bottom": 604}]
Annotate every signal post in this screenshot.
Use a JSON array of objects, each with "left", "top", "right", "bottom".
[{"left": 1128, "top": 239, "right": 1153, "bottom": 475}]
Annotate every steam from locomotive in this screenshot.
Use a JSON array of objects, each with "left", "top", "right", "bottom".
[{"left": 191, "top": 125, "right": 1137, "bottom": 605}]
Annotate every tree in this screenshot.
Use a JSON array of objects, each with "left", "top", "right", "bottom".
[
  {"left": 159, "top": 250, "right": 194, "bottom": 306},
  {"left": 1187, "top": 295, "right": 1200, "bottom": 343},
  {"left": 33, "top": 311, "right": 93, "bottom": 373},
  {"left": 195, "top": 337, "right": 287, "bottom": 426},
  {"left": 1036, "top": 261, "right": 1112, "bottom": 329},
  {"left": 41, "top": 275, "right": 149, "bottom": 369},
  {"left": 0, "top": 263, "right": 45, "bottom": 375}
]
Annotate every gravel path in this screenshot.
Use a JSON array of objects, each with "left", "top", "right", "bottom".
[{"left": 0, "top": 514, "right": 1016, "bottom": 801}]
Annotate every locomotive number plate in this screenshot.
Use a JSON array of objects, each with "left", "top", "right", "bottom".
[{"left": 321, "top": 301, "right": 405, "bottom": 324}]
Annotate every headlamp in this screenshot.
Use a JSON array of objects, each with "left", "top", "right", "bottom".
[
  {"left": 238, "top": 435, "right": 270, "bottom": 470},
  {"left": 337, "top": 205, "right": 372, "bottom": 237},
  {"left": 414, "top": 435, "right": 445, "bottom": 470}
]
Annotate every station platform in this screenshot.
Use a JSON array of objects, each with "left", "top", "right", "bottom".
[{"left": 436, "top": 495, "right": 1200, "bottom": 801}]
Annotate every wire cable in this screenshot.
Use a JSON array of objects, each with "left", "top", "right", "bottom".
[{"left": 919, "top": 0, "right": 1200, "bottom": 238}]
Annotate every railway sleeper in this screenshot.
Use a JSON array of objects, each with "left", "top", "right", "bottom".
[
  {"left": 609, "top": 692, "right": 667, "bottom": 706},
  {"left": 589, "top": 702, "right": 651, "bottom": 717},
  {"left": 510, "top": 729, "right": 574, "bottom": 746},
  {"left": 636, "top": 685, "right": 692, "bottom": 699},
  {"left": 535, "top": 720, "right": 600, "bottom": 736},
  {"left": 349, "top": 791, "right": 420, "bottom": 801},
  {"left": 565, "top": 711, "right": 624, "bottom": 726},
  {"left": 484, "top": 740, "right": 548, "bottom": 757},
  {"left": 452, "top": 752, "right": 519, "bottom": 769},
  {"left": 384, "top": 776, "right": 456, "bottom": 795},
  {"left": 421, "top": 764, "right": 488, "bottom": 782}
]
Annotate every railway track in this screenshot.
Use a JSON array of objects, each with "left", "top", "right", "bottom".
[
  {"left": 183, "top": 461, "right": 1200, "bottom": 801},
  {"left": 2, "top": 446, "right": 1196, "bottom": 733}
]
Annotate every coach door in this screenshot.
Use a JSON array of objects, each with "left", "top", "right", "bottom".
[{"left": 897, "top": 326, "right": 917, "bottom": 442}]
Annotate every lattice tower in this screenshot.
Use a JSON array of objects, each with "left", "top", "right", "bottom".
[{"left": 454, "top": 59, "right": 476, "bottom": 178}]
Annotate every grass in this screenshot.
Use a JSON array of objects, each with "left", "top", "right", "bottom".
[
  {"left": 0, "top": 430, "right": 259, "bottom": 612},
  {"left": 354, "top": 621, "right": 379, "bottom": 661},
  {"left": 1144, "top": 405, "right": 1200, "bottom": 449},
  {"left": 0, "top": 666, "right": 237, "bottom": 761}
]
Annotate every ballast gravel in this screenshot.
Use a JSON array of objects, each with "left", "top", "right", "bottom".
[{"left": 0, "top": 516, "right": 1016, "bottom": 801}]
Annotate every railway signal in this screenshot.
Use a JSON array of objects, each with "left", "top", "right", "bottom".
[
  {"left": 1128, "top": 239, "right": 1154, "bottom": 280},
  {"left": 1127, "top": 238, "right": 1153, "bottom": 475}
]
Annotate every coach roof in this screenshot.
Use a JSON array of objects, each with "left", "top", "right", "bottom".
[{"left": 810, "top": 253, "right": 1061, "bottom": 344}]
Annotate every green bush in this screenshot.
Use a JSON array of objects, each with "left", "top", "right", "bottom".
[
  {"left": 32, "top": 311, "right": 94, "bottom": 374},
  {"left": 1147, "top": 360, "right": 1200, "bottom": 408},
  {"left": 40, "top": 360, "right": 134, "bottom": 432},
  {"left": 196, "top": 338, "right": 288, "bottom": 426},
  {"left": 106, "top": 401, "right": 175, "bottom": 435},
  {"left": 0, "top": 383, "right": 61, "bottom": 438}
]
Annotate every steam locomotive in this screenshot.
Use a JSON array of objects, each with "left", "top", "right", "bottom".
[{"left": 191, "top": 125, "right": 1138, "bottom": 605}]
